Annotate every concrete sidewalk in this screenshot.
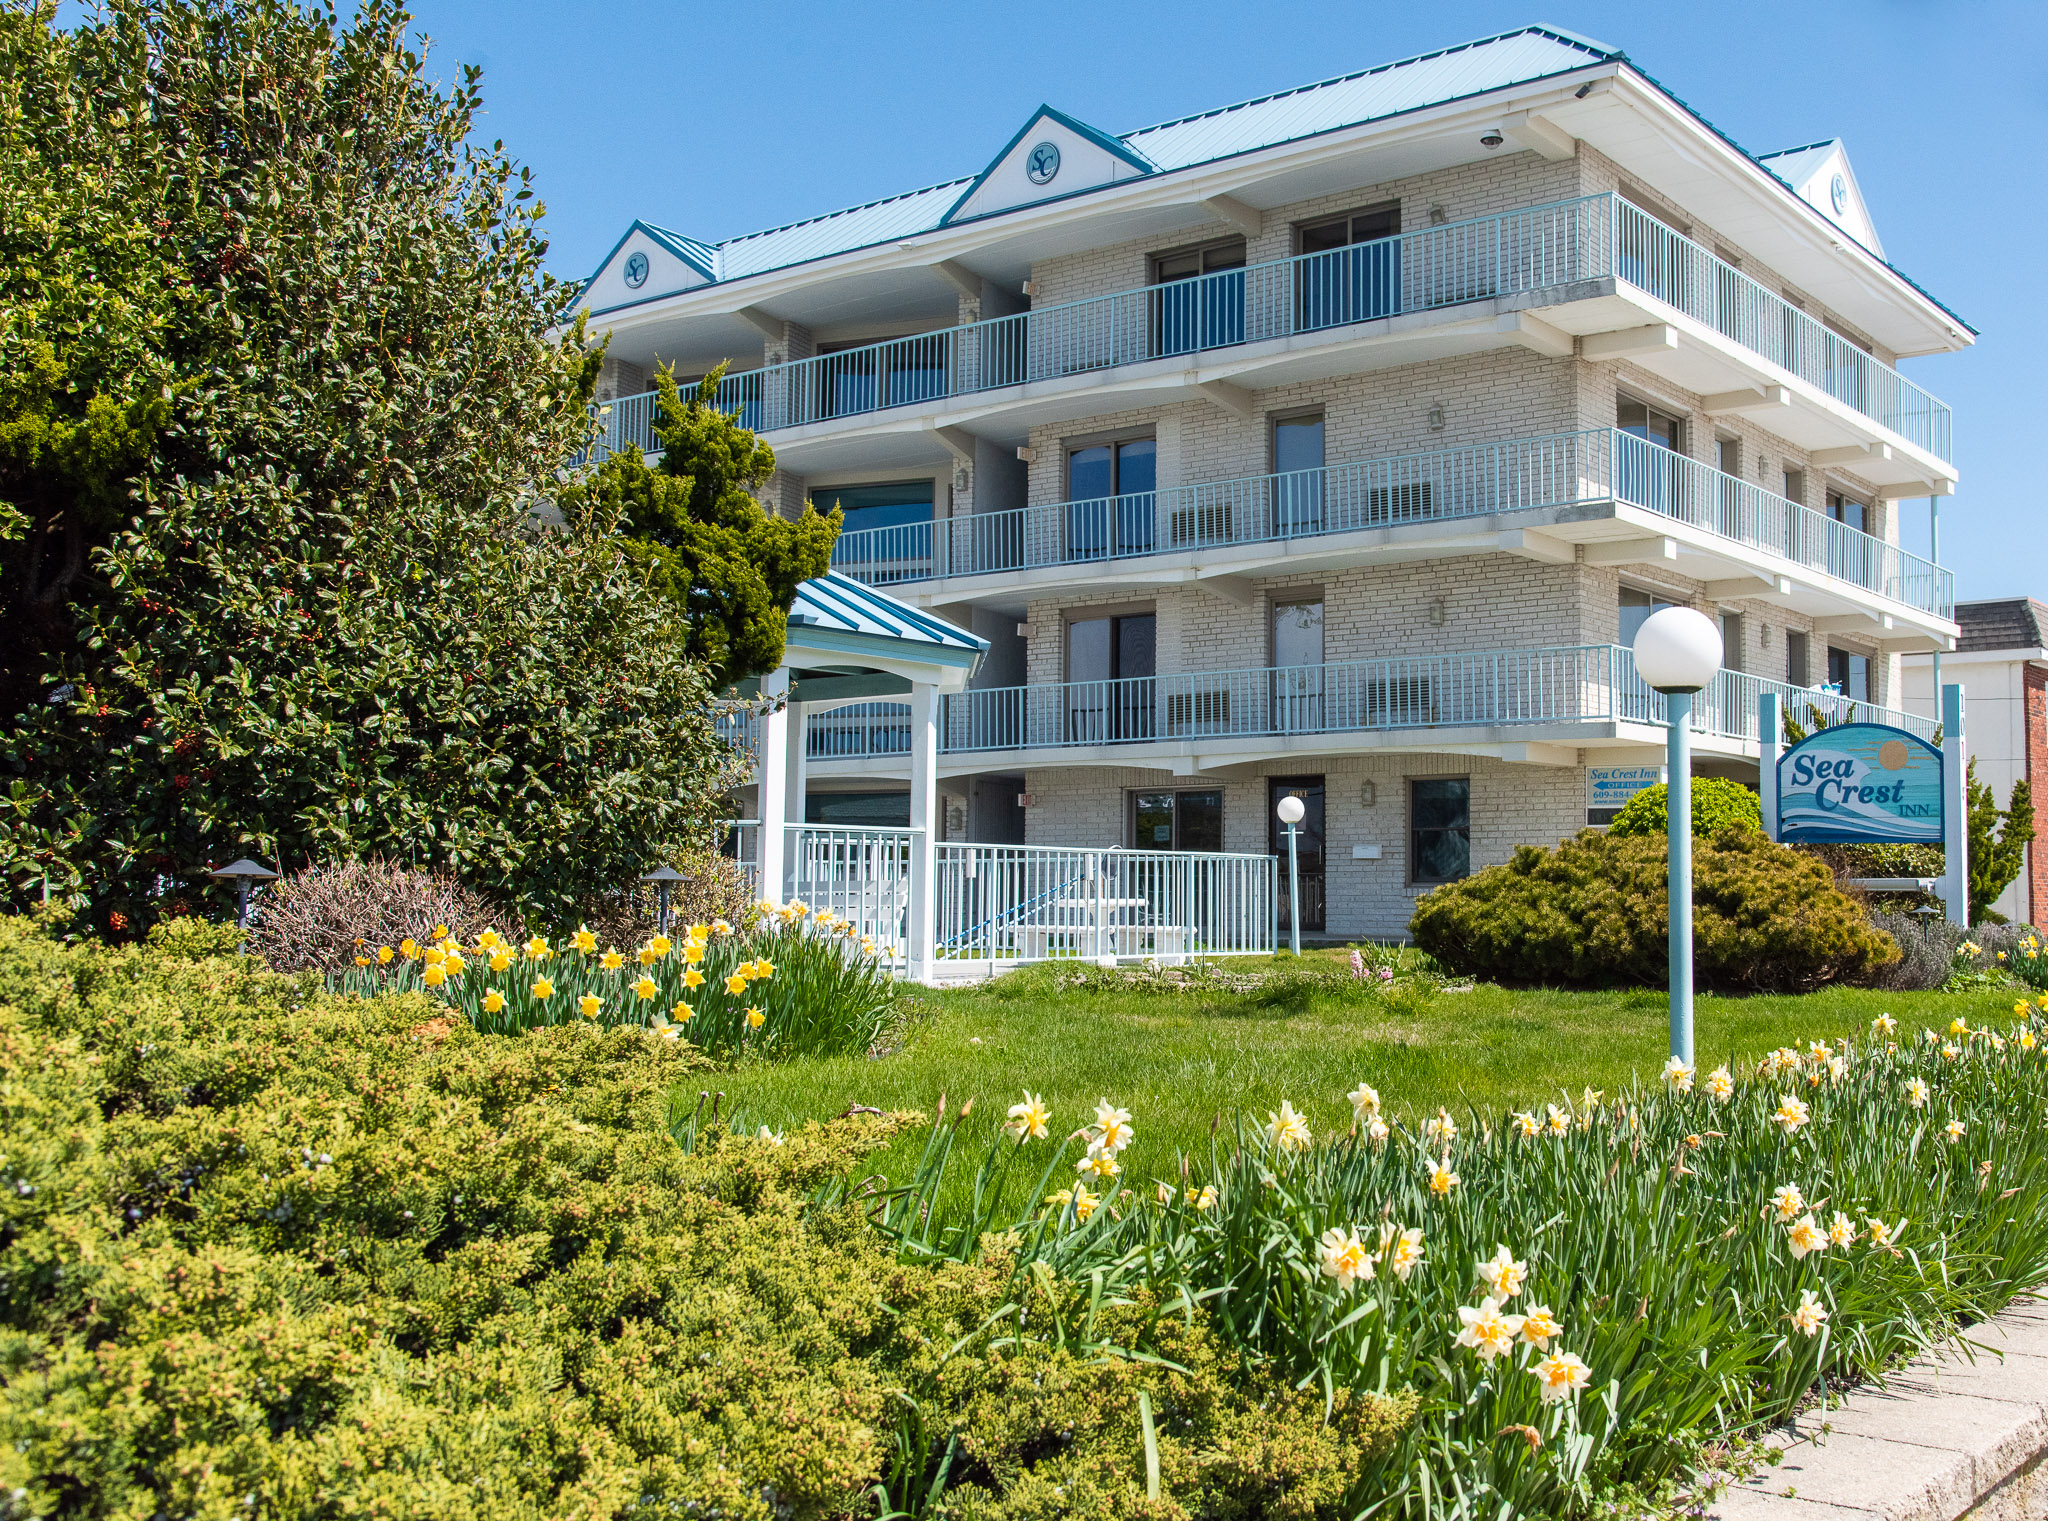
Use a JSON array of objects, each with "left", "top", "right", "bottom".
[{"left": 1709, "top": 1299, "right": 2048, "bottom": 1521}]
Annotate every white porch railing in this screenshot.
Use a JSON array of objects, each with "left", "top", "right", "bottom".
[
  {"left": 935, "top": 843, "right": 1275, "bottom": 967},
  {"left": 588, "top": 191, "right": 1952, "bottom": 465},
  {"left": 829, "top": 427, "right": 1952, "bottom": 617}
]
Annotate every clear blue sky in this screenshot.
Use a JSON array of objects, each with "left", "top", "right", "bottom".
[{"left": 411, "top": 1, "right": 2041, "bottom": 599}]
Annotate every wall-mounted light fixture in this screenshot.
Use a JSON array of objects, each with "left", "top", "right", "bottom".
[
  {"left": 1360, "top": 780, "right": 1377, "bottom": 807},
  {"left": 1427, "top": 404, "right": 1445, "bottom": 432},
  {"left": 1428, "top": 598, "right": 1446, "bottom": 626}
]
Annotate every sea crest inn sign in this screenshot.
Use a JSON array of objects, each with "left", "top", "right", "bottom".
[{"left": 1774, "top": 724, "right": 1943, "bottom": 845}]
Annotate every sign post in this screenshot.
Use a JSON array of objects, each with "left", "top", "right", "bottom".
[
  {"left": 1939, "top": 683, "right": 1969, "bottom": 926},
  {"left": 1759, "top": 692, "right": 1781, "bottom": 839}
]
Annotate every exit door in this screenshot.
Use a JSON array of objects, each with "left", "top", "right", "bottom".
[{"left": 1268, "top": 775, "right": 1326, "bottom": 934}]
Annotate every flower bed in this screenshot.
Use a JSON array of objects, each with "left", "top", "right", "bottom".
[
  {"left": 339, "top": 900, "right": 895, "bottom": 1058},
  {"left": 862, "top": 1010, "right": 2048, "bottom": 1515}
]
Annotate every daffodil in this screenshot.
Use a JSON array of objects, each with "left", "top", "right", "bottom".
[
  {"left": 671, "top": 1001, "right": 692, "bottom": 1023},
  {"left": 1365, "top": 1114, "right": 1390, "bottom": 1145},
  {"left": 600, "top": 949, "right": 624, "bottom": 972},
  {"left": 1827, "top": 1211, "right": 1856, "bottom": 1248},
  {"left": 1662, "top": 1056, "right": 1694, "bottom": 1093},
  {"left": 2024, "top": 1029, "right": 2039, "bottom": 1052},
  {"left": 1423, "top": 1108, "right": 1457, "bottom": 1146},
  {"left": 1511, "top": 1110, "right": 1540, "bottom": 1139},
  {"left": 353, "top": 955, "right": 370, "bottom": 967},
  {"left": 1771, "top": 1183, "right": 1805, "bottom": 1221},
  {"left": 1520, "top": 1304, "right": 1562, "bottom": 1348},
  {"left": 401, "top": 937, "right": 419, "bottom": 959},
  {"left": 1264, "top": 1100, "right": 1313, "bottom": 1154},
  {"left": 1428, "top": 1157, "right": 1459, "bottom": 1196},
  {"left": 1531, "top": 1350, "right": 1592, "bottom": 1404},
  {"left": 572, "top": 926, "right": 598, "bottom": 954},
  {"left": 1318, "top": 1227, "right": 1376, "bottom": 1290},
  {"left": 1945, "top": 1118, "right": 1966, "bottom": 1144},
  {"left": 684, "top": 968, "right": 705, "bottom": 990},
  {"left": 1905, "top": 1077, "right": 1931, "bottom": 1108},
  {"left": 754, "top": 957, "right": 775, "bottom": 978},
  {"left": 482, "top": 989, "right": 505, "bottom": 1015},
  {"left": 1705, "top": 1065, "right": 1734, "bottom": 1101},
  {"left": 1087, "top": 1099, "right": 1135, "bottom": 1155},
  {"left": 1347, "top": 1082, "right": 1381, "bottom": 1120},
  {"left": 1070, "top": 1183, "right": 1099, "bottom": 1222},
  {"left": 746, "top": 1007, "right": 766, "bottom": 1029},
  {"left": 650, "top": 934, "right": 672, "bottom": 957},
  {"left": 377, "top": 946, "right": 395, "bottom": 965},
  {"left": 711, "top": 919, "right": 731, "bottom": 936},
  {"left": 724, "top": 974, "right": 749, "bottom": 996},
  {"left": 1005, "top": 1091, "right": 1052, "bottom": 1141},
  {"left": 1785, "top": 1213, "right": 1827, "bottom": 1259},
  {"left": 1790, "top": 1288, "right": 1829, "bottom": 1337},
  {"left": 636, "top": 945, "right": 657, "bottom": 967},
  {"left": 478, "top": 929, "right": 502, "bottom": 951},
  {"left": 1476, "top": 1244, "right": 1528, "bottom": 1299},
  {"left": 489, "top": 950, "right": 512, "bottom": 973},
  {"left": 632, "top": 976, "right": 657, "bottom": 1001},
  {"left": 531, "top": 976, "right": 554, "bottom": 1000},
  {"left": 1192, "top": 1185, "right": 1217, "bottom": 1211},
  {"left": 1952, "top": 1017, "right": 1972, "bottom": 1037},
  {"left": 1545, "top": 1104, "right": 1571, "bottom": 1136},
  {"left": 422, "top": 965, "right": 447, "bottom": 988},
  {"left": 683, "top": 942, "right": 706, "bottom": 965},
  {"left": 578, "top": 994, "right": 601, "bottom": 1020},
  {"left": 524, "top": 935, "right": 549, "bottom": 960},
  {"left": 1942, "top": 1042, "right": 1961, "bottom": 1062},
  {"left": 1873, "top": 1013, "right": 1897, "bottom": 1036},
  {"left": 1773, "top": 1094, "right": 1810, "bottom": 1132},
  {"left": 1866, "top": 1217, "right": 1897, "bottom": 1248},
  {"left": 1075, "top": 1148, "right": 1121, "bottom": 1179},
  {"left": 1454, "top": 1298, "right": 1526, "bottom": 1361},
  {"left": 1382, "top": 1224, "right": 1425, "bottom": 1280}
]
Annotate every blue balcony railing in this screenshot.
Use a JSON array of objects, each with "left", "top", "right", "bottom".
[
  {"left": 589, "top": 192, "right": 1952, "bottom": 464},
  {"left": 829, "top": 428, "right": 1953, "bottom": 617}
]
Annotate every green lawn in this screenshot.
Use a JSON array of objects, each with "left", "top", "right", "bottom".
[{"left": 713, "top": 951, "right": 2023, "bottom": 1189}]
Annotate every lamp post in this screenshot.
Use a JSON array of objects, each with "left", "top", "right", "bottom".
[
  {"left": 1276, "top": 794, "right": 1306, "bottom": 958},
  {"left": 642, "top": 865, "right": 687, "bottom": 938},
  {"left": 1630, "top": 607, "right": 1723, "bottom": 1066},
  {"left": 208, "top": 858, "right": 279, "bottom": 938}
]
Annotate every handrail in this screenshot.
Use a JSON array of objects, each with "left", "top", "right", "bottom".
[
  {"left": 586, "top": 191, "right": 1951, "bottom": 463},
  {"left": 829, "top": 427, "right": 1952, "bottom": 616}
]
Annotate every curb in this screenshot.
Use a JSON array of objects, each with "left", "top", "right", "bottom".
[{"left": 1709, "top": 1297, "right": 2048, "bottom": 1521}]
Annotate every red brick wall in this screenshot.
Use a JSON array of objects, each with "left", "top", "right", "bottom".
[{"left": 2028, "top": 666, "right": 2048, "bottom": 927}]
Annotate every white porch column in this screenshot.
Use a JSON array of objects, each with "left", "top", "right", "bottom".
[
  {"left": 906, "top": 680, "right": 940, "bottom": 980},
  {"left": 756, "top": 667, "right": 791, "bottom": 906}
]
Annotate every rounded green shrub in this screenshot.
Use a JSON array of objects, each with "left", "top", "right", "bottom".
[
  {"left": 1607, "top": 776, "right": 1763, "bottom": 838},
  {"left": 1409, "top": 826, "right": 1900, "bottom": 991}
]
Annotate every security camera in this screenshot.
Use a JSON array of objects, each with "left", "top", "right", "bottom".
[{"left": 1479, "top": 128, "right": 1505, "bottom": 149}]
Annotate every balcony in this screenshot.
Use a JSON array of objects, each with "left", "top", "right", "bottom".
[
  {"left": 801, "top": 645, "right": 1934, "bottom": 767},
  {"left": 828, "top": 428, "right": 1953, "bottom": 621},
  {"left": 590, "top": 192, "right": 1953, "bottom": 480}
]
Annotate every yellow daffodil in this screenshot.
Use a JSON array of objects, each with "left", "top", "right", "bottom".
[
  {"left": 684, "top": 943, "right": 705, "bottom": 965},
  {"left": 352, "top": 954, "right": 371, "bottom": 967},
  {"left": 1785, "top": 1213, "right": 1827, "bottom": 1259},
  {"left": 684, "top": 968, "right": 705, "bottom": 990},
  {"left": 1872, "top": 1013, "right": 1897, "bottom": 1036},
  {"left": 442, "top": 951, "right": 466, "bottom": 975},
  {"left": 1771, "top": 1183, "right": 1805, "bottom": 1221},
  {"left": 745, "top": 1007, "right": 765, "bottom": 1029},
  {"left": 650, "top": 934, "right": 671, "bottom": 957},
  {"left": 1827, "top": 1211, "right": 1856, "bottom": 1248},
  {"left": 1428, "top": 1158, "right": 1459, "bottom": 1196},
  {"left": 1070, "top": 1183, "right": 1099, "bottom": 1222},
  {"left": 1381, "top": 1223, "right": 1426, "bottom": 1281},
  {"left": 572, "top": 926, "right": 598, "bottom": 954},
  {"left": 1866, "top": 1217, "right": 1897, "bottom": 1248},
  {"left": 483, "top": 990, "right": 505, "bottom": 1014},
  {"left": 1192, "top": 1184, "right": 1217, "bottom": 1211},
  {"left": 1476, "top": 1244, "right": 1528, "bottom": 1300},
  {"left": 531, "top": 976, "right": 554, "bottom": 1000},
  {"left": 525, "top": 935, "right": 550, "bottom": 960},
  {"left": 1944, "top": 1118, "right": 1965, "bottom": 1144},
  {"left": 1953, "top": 1017, "right": 1972, "bottom": 1037},
  {"left": 1531, "top": 1351, "right": 1592, "bottom": 1404},
  {"left": 1077, "top": 1150, "right": 1120, "bottom": 1179},
  {"left": 601, "top": 950, "right": 625, "bottom": 972},
  {"left": 632, "top": 976, "right": 657, "bottom": 1001},
  {"left": 401, "top": 937, "right": 419, "bottom": 959},
  {"left": 377, "top": 946, "right": 394, "bottom": 965},
  {"left": 489, "top": 950, "right": 512, "bottom": 973},
  {"left": 1773, "top": 1094, "right": 1810, "bottom": 1132},
  {"left": 478, "top": 929, "right": 502, "bottom": 951},
  {"left": 422, "top": 965, "right": 447, "bottom": 988},
  {"left": 1520, "top": 1304, "right": 1562, "bottom": 1348},
  {"left": 1086, "top": 1099, "right": 1135, "bottom": 1155},
  {"left": 1789, "top": 1288, "right": 1828, "bottom": 1337},
  {"left": 724, "top": 974, "right": 749, "bottom": 996},
  {"left": 753, "top": 957, "right": 775, "bottom": 978},
  {"left": 1005, "top": 1091, "right": 1052, "bottom": 1141},
  {"left": 421, "top": 945, "right": 445, "bottom": 968},
  {"left": 671, "top": 1001, "right": 692, "bottom": 1023},
  {"left": 2024, "top": 1029, "right": 2039, "bottom": 1052},
  {"left": 579, "top": 994, "right": 601, "bottom": 1020},
  {"left": 432, "top": 923, "right": 449, "bottom": 941},
  {"left": 1705, "top": 1064, "right": 1734, "bottom": 1101},
  {"left": 1318, "top": 1226, "right": 1375, "bottom": 1290},
  {"left": 1264, "top": 1100, "right": 1313, "bottom": 1154},
  {"left": 1454, "top": 1298, "right": 1526, "bottom": 1362}
]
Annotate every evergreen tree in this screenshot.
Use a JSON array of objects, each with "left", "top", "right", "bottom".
[
  {"left": 559, "top": 366, "right": 839, "bottom": 686},
  {"left": 1967, "top": 757, "right": 2034, "bottom": 924},
  {"left": 0, "top": 0, "right": 741, "bottom": 928}
]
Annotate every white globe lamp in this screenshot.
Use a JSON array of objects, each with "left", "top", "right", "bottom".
[
  {"left": 1274, "top": 794, "right": 1307, "bottom": 958},
  {"left": 1630, "top": 605, "right": 1723, "bottom": 1070}
]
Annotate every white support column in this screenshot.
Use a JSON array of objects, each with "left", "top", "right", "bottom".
[
  {"left": 906, "top": 681, "right": 940, "bottom": 981},
  {"left": 1759, "top": 691, "right": 1781, "bottom": 839},
  {"left": 756, "top": 668, "right": 790, "bottom": 907},
  {"left": 1940, "top": 682, "right": 1969, "bottom": 927},
  {"left": 784, "top": 703, "right": 808, "bottom": 844}
]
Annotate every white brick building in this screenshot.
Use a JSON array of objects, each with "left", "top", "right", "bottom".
[{"left": 577, "top": 26, "right": 1969, "bottom": 942}]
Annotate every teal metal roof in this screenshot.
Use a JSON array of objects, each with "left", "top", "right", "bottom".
[{"left": 786, "top": 573, "right": 986, "bottom": 668}]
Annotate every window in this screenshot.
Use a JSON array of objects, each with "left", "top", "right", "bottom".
[
  {"left": 1716, "top": 436, "right": 1741, "bottom": 476},
  {"left": 1410, "top": 778, "right": 1471, "bottom": 885},
  {"left": 1783, "top": 467, "right": 1807, "bottom": 506},
  {"left": 805, "top": 791, "right": 909, "bottom": 827},
  {"left": 1618, "top": 397, "right": 1685, "bottom": 452},
  {"left": 1066, "top": 611, "right": 1155, "bottom": 743},
  {"left": 1153, "top": 238, "right": 1247, "bottom": 284},
  {"left": 812, "top": 480, "right": 934, "bottom": 536},
  {"left": 1295, "top": 204, "right": 1402, "bottom": 326},
  {"left": 1827, "top": 490, "right": 1867, "bottom": 534},
  {"left": 814, "top": 481, "right": 936, "bottom": 578},
  {"left": 1268, "top": 777, "right": 1326, "bottom": 932},
  {"left": 1131, "top": 790, "right": 1223, "bottom": 851},
  {"left": 1786, "top": 630, "right": 1811, "bottom": 687},
  {"left": 1065, "top": 438, "right": 1156, "bottom": 557},
  {"left": 1619, "top": 585, "right": 1679, "bottom": 648},
  {"left": 1720, "top": 611, "right": 1744, "bottom": 673},
  {"left": 1271, "top": 598, "right": 1324, "bottom": 732},
  {"left": 1827, "top": 646, "right": 1870, "bottom": 702},
  {"left": 1272, "top": 412, "right": 1325, "bottom": 534},
  {"left": 1150, "top": 238, "right": 1247, "bottom": 356}
]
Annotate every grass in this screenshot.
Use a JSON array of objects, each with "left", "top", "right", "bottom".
[{"left": 713, "top": 948, "right": 2023, "bottom": 1190}]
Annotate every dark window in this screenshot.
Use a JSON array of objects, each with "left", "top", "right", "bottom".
[
  {"left": 1065, "top": 438, "right": 1156, "bottom": 557},
  {"left": 812, "top": 480, "right": 934, "bottom": 536},
  {"left": 1786, "top": 630, "right": 1811, "bottom": 687},
  {"left": 1152, "top": 239, "right": 1247, "bottom": 283},
  {"left": 1827, "top": 646, "right": 1870, "bottom": 701},
  {"left": 1720, "top": 611, "right": 1744, "bottom": 674},
  {"left": 1783, "top": 468, "right": 1807, "bottom": 506},
  {"left": 1150, "top": 239, "right": 1247, "bottom": 357},
  {"left": 1132, "top": 789, "right": 1223, "bottom": 851},
  {"left": 1410, "top": 778, "right": 1471, "bottom": 885},
  {"left": 1268, "top": 776, "right": 1326, "bottom": 933},
  {"left": 804, "top": 791, "right": 909, "bottom": 827},
  {"left": 1066, "top": 613, "right": 1156, "bottom": 743},
  {"left": 1618, "top": 397, "right": 1685, "bottom": 452},
  {"left": 1295, "top": 206, "right": 1402, "bottom": 327},
  {"left": 1620, "top": 585, "right": 1679, "bottom": 649},
  {"left": 1827, "top": 490, "right": 1867, "bottom": 534},
  {"left": 1272, "top": 413, "right": 1325, "bottom": 534}
]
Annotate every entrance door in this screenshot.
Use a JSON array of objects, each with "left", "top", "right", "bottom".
[
  {"left": 1270, "top": 598, "right": 1324, "bottom": 734},
  {"left": 1272, "top": 413, "right": 1325, "bottom": 536},
  {"left": 1268, "top": 775, "right": 1326, "bottom": 934},
  {"left": 1066, "top": 613, "right": 1156, "bottom": 744}
]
